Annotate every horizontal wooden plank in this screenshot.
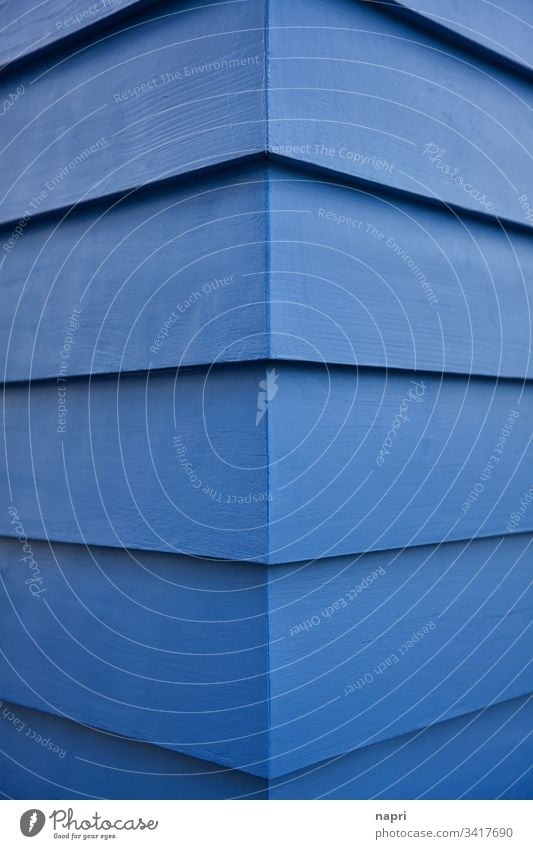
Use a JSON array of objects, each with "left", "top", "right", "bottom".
[
  {"left": 0, "top": 538, "right": 269, "bottom": 775},
  {"left": 0, "top": 0, "right": 149, "bottom": 71},
  {"left": 0, "top": 365, "right": 270, "bottom": 562},
  {"left": 4, "top": 160, "right": 531, "bottom": 384},
  {"left": 0, "top": 701, "right": 266, "bottom": 798},
  {"left": 2, "top": 0, "right": 531, "bottom": 230},
  {"left": 267, "top": 165, "right": 533, "bottom": 378},
  {"left": 267, "top": 364, "right": 533, "bottom": 563},
  {"left": 391, "top": 0, "right": 533, "bottom": 74},
  {"left": 1, "top": 164, "right": 268, "bottom": 381},
  {"left": 0, "top": 0, "right": 265, "bottom": 223},
  {"left": 267, "top": 534, "right": 533, "bottom": 777},
  {"left": 268, "top": 0, "right": 533, "bottom": 226},
  {"left": 1, "top": 363, "right": 532, "bottom": 563},
  {"left": 269, "top": 694, "right": 533, "bottom": 798}
]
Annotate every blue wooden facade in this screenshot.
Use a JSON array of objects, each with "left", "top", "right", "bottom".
[{"left": 1, "top": 0, "right": 531, "bottom": 799}]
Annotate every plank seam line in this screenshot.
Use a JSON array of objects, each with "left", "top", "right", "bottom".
[{"left": 377, "top": 0, "right": 533, "bottom": 81}]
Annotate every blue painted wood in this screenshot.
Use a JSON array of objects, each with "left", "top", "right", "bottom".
[
  {"left": 266, "top": 534, "right": 533, "bottom": 777},
  {"left": 1, "top": 696, "right": 530, "bottom": 799},
  {"left": 266, "top": 165, "right": 533, "bottom": 378},
  {"left": 3, "top": 0, "right": 531, "bottom": 230},
  {"left": 1, "top": 0, "right": 531, "bottom": 801},
  {"left": 267, "top": 364, "right": 532, "bottom": 563},
  {"left": 4, "top": 0, "right": 532, "bottom": 230},
  {"left": 0, "top": 538, "right": 269, "bottom": 776},
  {"left": 1, "top": 164, "right": 268, "bottom": 381},
  {"left": 1, "top": 363, "right": 531, "bottom": 563},
  {"left": 0, "top": 0, "right": 265, "bottom": 223},
  {"left": 267, "top": 0, "right": 533, "bottom": 226},
  {"left": 0, "top": 0, "right": 150, "bottom": 71},
  {"left": 0, "top": 365, "right": 270, "bottom": 562},
  {"left": 269, "top": 695, "right": 533, "bottom": 799},
  {"left": 390, "top": 0, "right": 533, "bottom": 74},
  {"left": 0, "top": 535, "right": 531, "bottom": 787},
  {"left": 4, "top": 161, "right": 533, "bottom": 383},
  {"left": 0, "top": 701, "right": 267, "bottom": 799}
]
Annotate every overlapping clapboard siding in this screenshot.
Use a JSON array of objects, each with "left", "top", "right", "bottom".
[
  {"left": 389, "top": 0, "right": 533, "bottom": 74},
  {"left": 1, "top": 164, "right": 269, "bottom": 381},
  {"left": 266, "top": 534, "right": 533, "bottom": 777},
  {"left": 0, "top": 538, "right": 269, "bottom": 774},
  {"left": 267, "top": 0, "right": 533, "bottom": 226},
  {"left": 0, "top": 701, "right": 267, "bottom": 799},
  {"left": 268, "top": 695, "right": 533, "bottom": 799},
  {"left": 0, "top": 0, "right": 266, "bottom": 223},
  {"left": 0, "top": 365, "right": 270, "bottom": 561},
  {"left": 0, "top": 0, "right": 152, "bottom": 71},
  {"left": 1, "top": 0, "right": 531, "bottom": 799}
]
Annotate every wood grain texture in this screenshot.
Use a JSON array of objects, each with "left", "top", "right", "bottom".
[
  {"left": 0, "top": 700, "right": 267, "bottom": 798},
  {"left": 1, "top": 164, "right": 268, "bottom": 382},
  {"left": 267, "top": 0, "right": 533, "bottom": 226},
  {"left": 389, "top": 0, "right": 533, "bottom": 74},
  {"left": 0, "top": 0, "right": 150, "bottom": 71},
  {"left": 267, "top": 363, "right": 532, "bottom": 563},
  {"left": 269, "top": 694, "right": 533, "bottom": 799},
  {"left": 0, "top": 365, "right": 270, "bottom": 562},
  {"left": 266, "top": 165, "right": 533, "bottom": 379},
  {"left": 266, "top": 534, "right": 533, "bottom": 777},
  {"left": 0, "top": 0, "right": 266, "bottom": 223},
  {"left": 0, "top": 538, "right": 269, "bottom": 775}
]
